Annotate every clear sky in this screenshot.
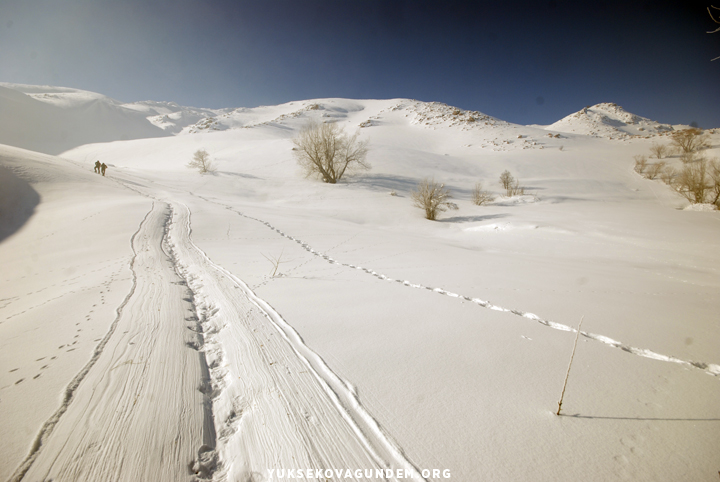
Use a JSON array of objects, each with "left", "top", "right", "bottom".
[{"left": 1, "top": 0, "right": 719, "bottom": 127}]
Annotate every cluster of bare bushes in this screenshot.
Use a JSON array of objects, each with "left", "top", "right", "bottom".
[
  {"left": 291, "top": 119, "right": 531, "bottom": 220},
  {"left": 634, "top": 128, "right": 720, "bottom": 207},
  {"left": 499, "top": 170, "right": 525, "bottom": 196},
  {"left": 411, "top": 170, "right": 525, "bottom": 220}
]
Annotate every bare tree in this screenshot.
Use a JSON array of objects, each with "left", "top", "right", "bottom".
[
  {"left": 649, "top": 143, "right": 668, "bottom": 159},
  {"left": 293, "top": 121, "right": 369, "bottom": 183},
  {"left": 187, "top": 148, "right": 215, "bottom": 173},
  {"left": 669, "top": 128, "right": 709, "bottom": 156},
  {"left": 412, "top": 178, "right": 457, "bottom": 220},
  {"left": 709, "top": 5, "right": 720, "bottom": 61}
]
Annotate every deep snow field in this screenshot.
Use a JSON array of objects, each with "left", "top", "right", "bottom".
[{"left": 1, "top": 84, "right": 719, "bottom": 481}]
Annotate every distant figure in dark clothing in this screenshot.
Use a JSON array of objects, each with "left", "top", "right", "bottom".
[
  {"left": 101, "top": 163, "right": 107, "bottom": 176},
  {"left": 94, "top": 160, "right": 101, "bottom": 174}
]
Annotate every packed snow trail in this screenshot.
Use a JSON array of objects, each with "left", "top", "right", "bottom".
[
  {"left": 15, "top": 202, "right": 215, "bottom": 482},
  {"left": 166, "top": 203, "right": 424, "bottom": 481}
]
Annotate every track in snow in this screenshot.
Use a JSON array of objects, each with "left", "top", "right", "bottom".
[
  {"left": 166, "top": 203, "right": 425, "bottom": 481},
  {"left": 13, "top": 202, "right": 215, "bottom": 482},
  {"left": 195, "top": 195, "right": 720, "bottom": 379}
]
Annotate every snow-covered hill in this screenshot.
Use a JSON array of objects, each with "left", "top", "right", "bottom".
[
  {"left": 120, "top": 99, "right": 228, "bottom": 134},
  {"left": 0, "top": 83, "right": 176, "bottom": 154},
  {"left": 546, "top": 102, "right": 676, "bottom": 139},
  {"left": 1, "top": 85, "right": 719, "bottom": 482},
  {"left": 3, "top": 83, "right": 694, "bottom": 156}
]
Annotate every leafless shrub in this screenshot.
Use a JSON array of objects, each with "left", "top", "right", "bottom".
[
  {"left": 644, "top": 161, "right": 666, "bottom": 180},
  {"left": 675, "top": 157, "right": 709, "bottom": 204},
  {"left": 412, "top": 178, "right": 458, "bottom": 220},
  {"left": 293, "top": 121, "right": 369, "bottom": 183},
  {"left": 507, "top": 179, "right": 525, "bottom": 196},
  {"left": 499, "top": 170, "right": 525, "bottom": 196},
  {"left": 708, "top": 159, "right": 720, "bottom": 207},
  {"left": 499, "top": 170, "right": 515, "bottom": 191},
  {"left": 472, "top": 182, "right": 495, "bottom": 205},
  {"left": 187, "top": 148, "right": 215, "bottom": 173},
  {"left": 670, "top": 128, "right": 709, "bottom": 155},
  {"left": 649, "top": 143, "right": 668, "bottom": 159},
  {"left": 633, "top": 155, "right": 648, "bottom": 174},
  {"left": 681, "top": 150, "right": 703, "bottom": 164},
  {"left": 660, "top": 165, "right": 676, "bottom": 185}
]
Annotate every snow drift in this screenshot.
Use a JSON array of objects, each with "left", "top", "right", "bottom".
[{"left": 0, "top": 163, "right": 39, "bottom": 242}]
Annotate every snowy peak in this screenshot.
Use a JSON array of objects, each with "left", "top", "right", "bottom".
[{"left": 546, "top": 102, "right": 674, "bottom": 139}]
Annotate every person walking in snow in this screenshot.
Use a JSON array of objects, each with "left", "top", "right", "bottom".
[
  {"left": 94, "top": 160, "right": 101, "bottom": 174},
  {"left": 101, "top": 163, "right": 107, "bottom": 176}
]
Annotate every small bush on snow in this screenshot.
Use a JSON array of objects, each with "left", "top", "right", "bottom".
[
  {"left": 187, "top": 149, "right": 215, "bottom": 174},
  {"left": 411, "top": 178, "right": 458, "bottom": 220},
  {"left": 472, "top": 182, "right": 495, "bottom": 205},
  {"left": 633, "top": 155, "right": 648, "bottom": 174}
]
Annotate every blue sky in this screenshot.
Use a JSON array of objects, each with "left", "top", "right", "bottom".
[{"left": 1, "top": 0, "right": 719, "bottom": 127}]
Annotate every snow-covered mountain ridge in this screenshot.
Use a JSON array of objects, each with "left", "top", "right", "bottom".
[{"left": 1, "top": 83, "right": 702, "bottom": 156}]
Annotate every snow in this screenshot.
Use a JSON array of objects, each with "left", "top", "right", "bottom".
[
  {"left": 0, "top": 83, "right": 171, "bottom": 154},
  {"left": 547, "top": 102, "right": 676, "bottom": 139},
  {"left": 1, "top": 83, "right": 719, "bottom": 481}
]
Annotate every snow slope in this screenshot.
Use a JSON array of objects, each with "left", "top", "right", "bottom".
[
  {"left": 0, "top": 83, "right": 173, "bottom": 154},
  {"left": 1, "top": 88, "right": 719, "bottom": 482},
  {"left": 120, "top": 99, "right": 227, "bottom": 135}
]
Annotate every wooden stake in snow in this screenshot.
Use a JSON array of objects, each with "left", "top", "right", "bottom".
[{"left": 556, "top": 316, "right": 584, "bottom": 416}]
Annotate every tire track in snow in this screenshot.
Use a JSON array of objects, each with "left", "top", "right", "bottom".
[
  {"left": 167, "top": 202, "right": 426, "bottom": 482},
  {"left": 196, "top": 196, "right": 720, "bottom": 379}
]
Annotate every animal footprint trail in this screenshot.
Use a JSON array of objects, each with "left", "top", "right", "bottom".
[
  {"left": 166, "top": 202, "right": 425, "bottom": 482},
  {"left": 195, "top": 195, "right": 720, "bottom": 379}
]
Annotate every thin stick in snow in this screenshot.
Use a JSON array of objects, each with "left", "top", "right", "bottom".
[
  {"left": 262, "top": 249, "right": 285, "bottom": 277},
  {"left": 556, "top": 316, "right": 584, "bottom": 416}
]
